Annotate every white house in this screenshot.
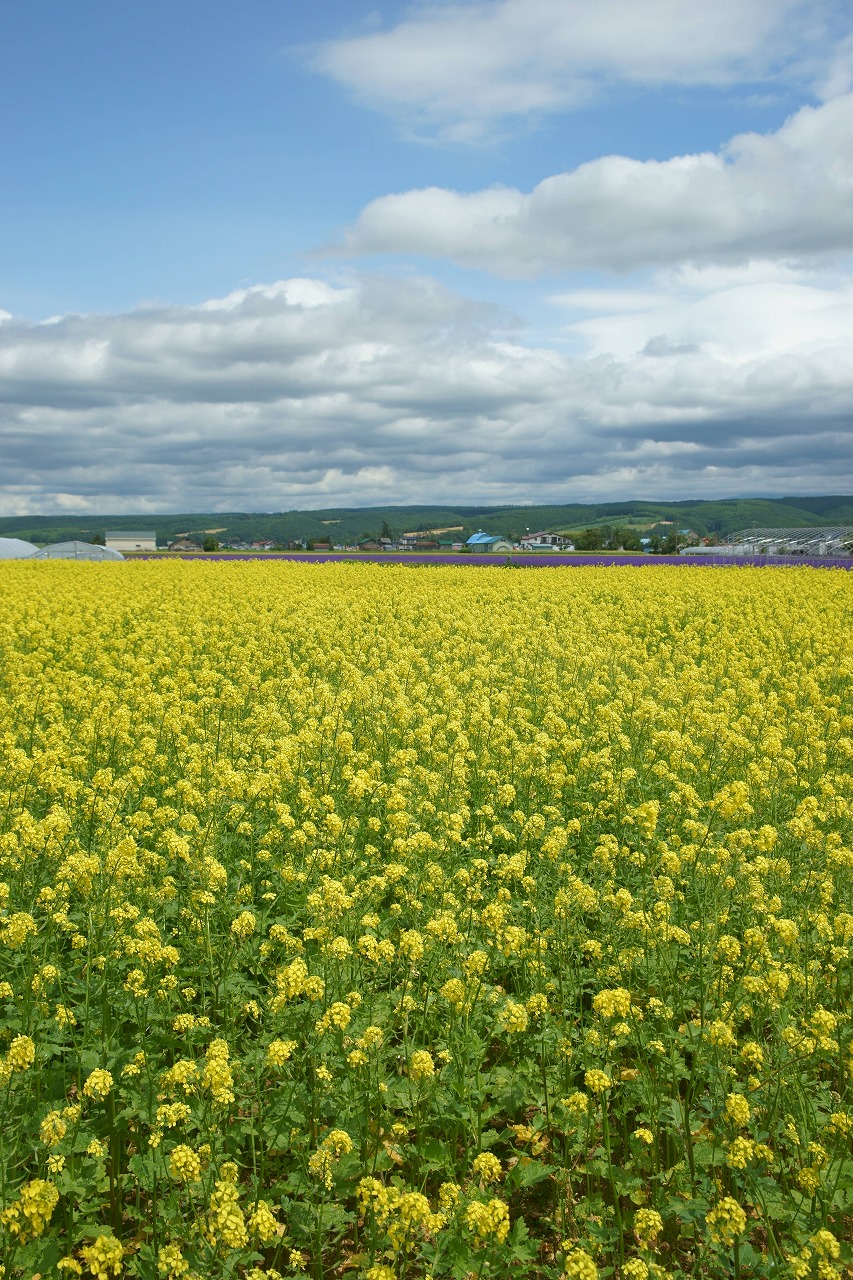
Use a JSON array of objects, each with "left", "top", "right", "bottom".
[
  {"left": 520, "top": 531, "right": 572, "bottom": 551},
  {"left": 105, "top": 530, "right": 157, "bottom": 552}
]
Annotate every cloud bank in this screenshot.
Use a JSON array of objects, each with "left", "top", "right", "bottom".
[
  {"left": 1, "top": 271, "right": 851, "bottom": 514},
  {"left": 315, "top": 0, "right": 824, "bottom": 140},
  {"left": 343, "top": 94, "right": 853, "bottom": 274}
]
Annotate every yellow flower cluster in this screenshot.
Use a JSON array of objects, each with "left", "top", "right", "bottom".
[
  {"left": 80, "top": 1235, "right": 124, "bottom": 1279},
  {"left": 705, "top": 1197, "right": 748, "bottom": 1246},
  {"left": 201, "top": 1038, "right": 234, "bottom": 1106},
  {"left": 471, "top": 1152, "right": 502, "bottom": 1184},
  {"left": 82, "top": 1069, "right": 113, "bottom": 1101},
  {"left": 408, "top": 1049, "right": 436, "bottom": 1081},
  {"left": 169, "top": 1144, "right": 201, "bottom": 1183},
  {"left": 308, "top": 1129, "right": 353, "bottom": 1189},
  {"left": 359, "top": 1177, "right": 448, "bottom": 1248},
  {"left": 207, "top": 1162, "right": 248, "bottom": 1249},
  {"left": 563, "top": 1247, "right": 598, "bottom": 1279},
  {"left": 0, "top": 1179, "right": 59, "bottom": 1242},
  {"left": 463, "top": 1195, "right": 509, "bottom": 1243}
]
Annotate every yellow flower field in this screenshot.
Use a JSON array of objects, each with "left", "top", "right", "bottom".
[{"left": 0, "top": 561, "right": 851, "bottom": 1280}]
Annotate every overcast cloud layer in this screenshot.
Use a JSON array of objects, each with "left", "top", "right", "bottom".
[
  {"left": 3, "top": 2, "right": 853, "bottom": 512},
  {"left": 1, "top": 268, "right": 852, "bottom": 515}
]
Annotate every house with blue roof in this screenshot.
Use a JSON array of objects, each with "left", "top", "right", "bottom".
[{"left": 466, "top": 531, "right": 515, "bottom": 553}]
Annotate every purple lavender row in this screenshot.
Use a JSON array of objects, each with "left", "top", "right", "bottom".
[{"left": 136, "top": 552, "right": 853, "bottom": 569}]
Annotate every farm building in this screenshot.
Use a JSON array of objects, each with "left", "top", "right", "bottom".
[
  {"left": 105, "top": 530, "right": 157, "bottom": 552},
  {"left": 466, "top": 531, "right": 515, "bottom": 553}
]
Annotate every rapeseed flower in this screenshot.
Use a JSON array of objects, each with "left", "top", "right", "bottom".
[
  {"left": 169, "top": 1145, "right": 201, "bottom": 1183},
  {"left": 472, "top": 1152, "right": 502, "bottom": 1184},
  {"left": 634, "top": 1209, "right": 663, "bottom": 1244},
  {"left": 465, "top": 1197, "right": 510, "bottom": 1244},
  {"left": 725, "top": 1093, "right": 751, "bottom": 1127},
  {"left": 408, "top": 1049, "right": 435, "bottom": 1081},
  {"left": 499, "top": 999, "right": 529, "bottom": 1033},
  {"left": 584, "top": 1070, "right": 612, "bottom": 1094},
  {"left": 593, "top": 988, "right": 632, "bottom": 1019},
  {"left": 202, "top": 1039, "right": 235, "bottom": 1105},
  {"left": 563, "top": 1248, "right": 598, "bottom": 1279},
  {"left": 0, "top": 1178, "right": 59, "bottom": 1241},
  {"left": 230, "top": 910, "right": 256, "bottom": 940},
  {"left": 80, "top": 1235, "right": 124, "bottom": 1278},
  {"left": 248, "top": 1199, "right": 282, "bottom": 1243},
  {"left": 267, "top": 1038, "right": 297, "bottom": 1066},
  {"left": 157, "top": 1244, "right": 189, "bottom": 1278},
  {"left": 706, "top": 1197, "right": 747, "bottom": 1246},
  {"left": 82, "top": 1069, "right": 113, "bottom": 1101},
  {"left": 208, "top": 1164, "right": 248, "bottom": 1249}
]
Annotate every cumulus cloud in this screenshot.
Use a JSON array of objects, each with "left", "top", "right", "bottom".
[
  {"left": 314, "top": 0, "right": 824, "bottom": 139},
  {"left": 342, "top": 94, "right": 853, "bottom": 274},
  {"left": 0, "top": 271, "right": 852, "bottom": 515},
  {"left": 555, "top": 263, "right": 853, "bottom": 362}
]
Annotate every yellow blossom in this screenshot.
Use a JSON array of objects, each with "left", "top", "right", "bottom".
[
  {"left": 230, "top": 910, "right": 256, "bottom": 940},
  {"left": 249, "top": 1199, "right": 282, "bottom": 1243},
  {"left": 80, "top": 1234, "right": 124, "bottom": 1279},
  {"left": 465, "top": 1197, "right": 510, "bottom": 1244},
  {"left": 499, "top": 999, "right": 529, "bottom": 1033},
  {"left": 563, "top": 1248, "right": 598, "bottom": 1279},
  {"left": 706, "top": 1197, "right": 747, "bottom": 1246},
  {"left": 82, "top": 1068, "right": 113, "bottom": 1101},
  {"left": 6, "top": 1034, "right": 35, "bottom": 1072},
  {"left": 157, "top": 1245, "right": 189, "bottom": 1278},
  {"left": 472, "top": 1151, "right": 502, "bottom": 1184},
  {"left": 585, "top": 1069, "right": 612, "bottom": 1094},
  {"left": 409, "top": 1049, "right": 435, "bottom": 1081},
  {"left": 634, "top": 1209, "right": 664, "bottom": 1244},
  {"left": 169, "top": 1144, "right": 201, "bottom": 1183},
  {"left": 725, "top": 1093, "right": 751, "bottom": 1127},
  {"left": 0, "top": 1179, "right": 59, "bottom": 1242}
]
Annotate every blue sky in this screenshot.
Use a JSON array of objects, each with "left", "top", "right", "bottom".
[{"left": 2, "top": 0, "right": 853, "bottom": 513}]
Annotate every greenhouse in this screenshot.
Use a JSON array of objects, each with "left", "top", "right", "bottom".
[
  {"left": 31, "top": 540, "right": 124, "bottom": 560},
  {"left": 0, "top": 537, "right": 39, "bottom": 558}
]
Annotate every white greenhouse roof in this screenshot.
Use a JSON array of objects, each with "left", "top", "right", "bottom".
[
  {"left": 0, "top": 537, "right": 38, "bottom": 559},
  {"left": 32, "top": 541, "right": 124, "bottom": 560}
]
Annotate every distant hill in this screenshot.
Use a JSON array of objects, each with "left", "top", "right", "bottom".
[{"left": 2, "top": 496, "right": 852, "bottom": 547}]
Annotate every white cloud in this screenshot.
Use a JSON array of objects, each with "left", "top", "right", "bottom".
[
  {"left": 198, "top": 279, "right": 352, "bottom": 312},
  {"left": 554, "top": 263, "right": 853, "bottom": 362},
  {"left": 817, "top": 31, "right": 853, "bottom": 98},
  {"left": 552, "top": 289, "right": 676, "bottom": 314},
  {"left": 0, "top": 271, "right": 852, "bottom": 515},
  {"left": 342, "top": 93, "right": 853, "bottom": 274},
  {"left": 314, "top": 0, "right": 823, "bottom": 139}
]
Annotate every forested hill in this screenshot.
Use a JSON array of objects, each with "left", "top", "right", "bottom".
[{"left": 2, "top": 495, "right": 853, "bottom": 547}]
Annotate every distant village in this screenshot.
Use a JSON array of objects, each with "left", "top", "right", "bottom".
[
  {"left": 3, "top": 523, "right": 851, "bottom": 562},
  {"left": 123, "top": 525, "right": 853, "bottom": 558},
  {"left": 106, "top": 526, "right": 691, "bottom": 554},
  {"left": 91, "top": 524, "right": 853, "bottom": 558}
]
